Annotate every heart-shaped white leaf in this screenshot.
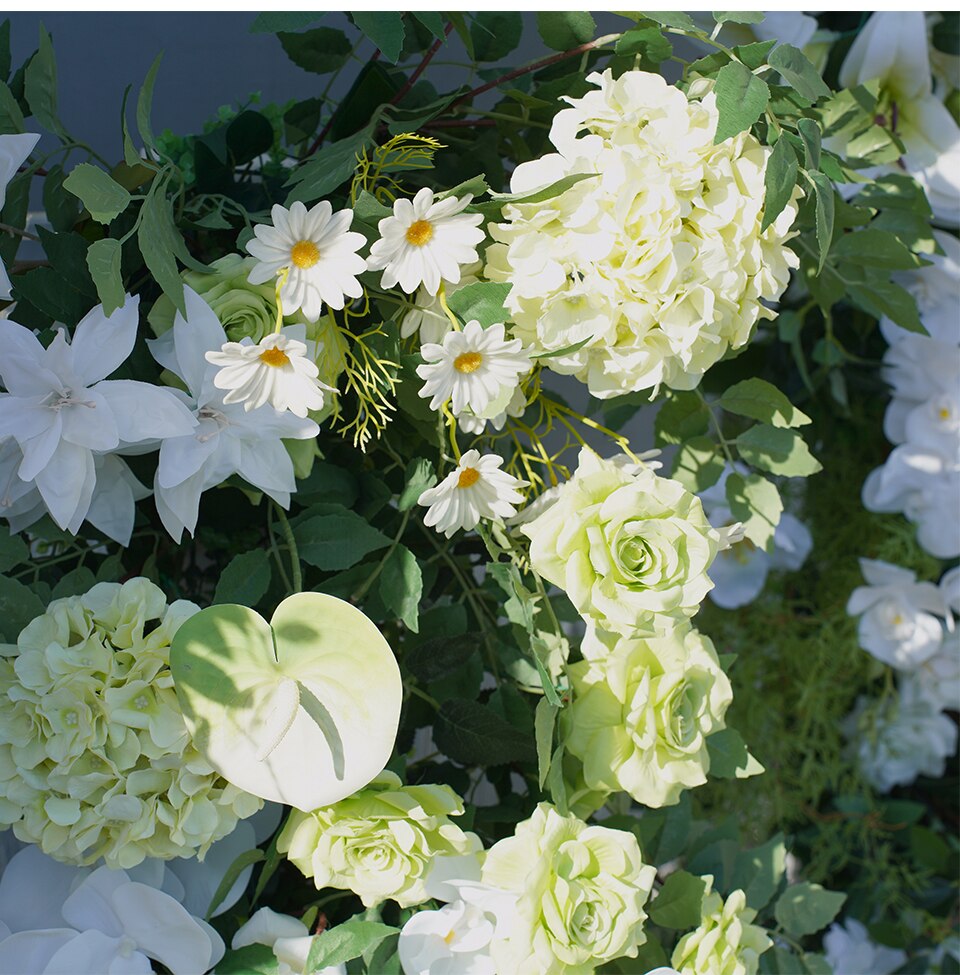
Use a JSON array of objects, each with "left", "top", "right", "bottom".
[{"left": 170, "top": 592, "right": 402, "bottom": 811}]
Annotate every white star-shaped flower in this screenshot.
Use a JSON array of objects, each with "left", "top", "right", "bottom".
[
  {"left": 367, "top": 187, "right": 485, "bottom": 295},
  {"left": 0, "top": 133, "right": 40, "bottom": 300},
  {"left": 245, "top": 200, "right": 366, "bottom": 321},
  {"left": 417, "top": 320, "right": 530, "bottom": 417},
  {"left": 417, "top": 449, "right": 526, "bottom": 538}
]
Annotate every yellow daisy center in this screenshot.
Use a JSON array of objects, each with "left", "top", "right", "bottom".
[
  {"left": 259, "top": 347, "right": 290, "bottom": 368},
  {"left": 290, "top": 239, "right": 320, "bottom": 269},
  {"left": 938, "top": 406, "right": 951, "bottom": 421},
  {"left": 457, "top": 467, "right": 481, "bottom": 489},
  {"left": 454, "top": 352, "right": 483, "bottom": 373},
  {"left": 405, "top": 219, "right": 434, "bottom": 247}
]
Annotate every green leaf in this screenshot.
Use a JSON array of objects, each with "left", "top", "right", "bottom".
[
  {"left": 762, "top": 135, "right": 799, "bottom": 232},
  {"left": 379, "top": 545, "right": 422, "bottom": 632},
  {"left": 719, "top": 378, "right": 810, "bottom": 429},
  {"left": 534, "top": 697, "right": 557, "bottom": 790},
  {"left": 352, "top": 12, "right": 405, "bottom": 63},
  {"left": 37, "top": 228, "right": 95, "bottom": 297},
  {"left": 0, "top": 575, "right": 44, "bottom": 642},
  {"left": 120, "top": 84, "right": 141, "bottom": 168},
  {"left": 847, "top": 277, "right": 924, "bottom": 333},
  {"left": 137, "top": 185, "right": 186, "bottom": 316},
  {"left": 278, "top": 27, "right": 352, "bottom": 74},
  {"left": 485, "top": 172, "right": 596, "bottom": 209},
  {"left": 445, "top": 281, "right": 511, "bottom": 329},
  {"left": 398, "top": 458, "right": 436, "bottom": 512},
  {"left": 671, "top": 436, "right": 725, "bottom": 493},
  {"left": 216, "top": 944, "right": 278, "bottom": 975},
  {"left": 933, "top": 12, "right": 960, "bottom": 55},
  {"left": 831, "top": 228, "right": 924, "bottom": 269},
  {"left": 307, "top": 920, "right": 399, "bottom": 971},
  {"left": 0, "top": 21, "right": 10, "bottom": 82},
  {"left": 774, "top": 882, "right": 846, "bottom": 938},
  {"left": 0, "top": 532, "right": 29, "bottom": 573},
  {"left": 806, "top": 170, "right": 835, "bottom": 273},
  {"left": 536, "top": 12, "right": 596, "bottom": 51},
  {"left": 731, "top": 832, "right": 787, "bottom": 911},
  {"left": 205, "top": 847, "right": 264, "bottom": 917},
  {"left": 0, "top": 80, "right": 24, "bottom": 133},
  {"left": 434, "top": 697, "right": 536, "bottom": 766},
  {"left": 796, "top": 117, "right": 821, "bottom": 170},
  {"left": 734, "top": 39, "right": 776, "bottom": 70},
  {"left": 63, "top": 163, "right": 131, "bottom": 225},
  {"left": 42, "top": 163, "right": 81, "bottom": 232},
  {"left": 136, "top": 54, "right": 163, "bottom": 155},
  {"left": 413, "top": 13, "right": 448, "bottom": 41},
  {"left": 85, "top": 238, "right": 125, "bottom": 316},
  {"left": 250, "top": 12, "right": 324, "bottom": 34},
  {"left": 725, "top": 472, "right": 782, "bottom": 550},
  {"left": 648, "top": 870, "right": 708, "bottom": 929},
  {"left": 24, "top": 26, "right": 66, "bottom": 138},
  {"left": 214, "top": 549, "right": 272, "bottom": 606},
  {"left": 707, "top": 727, "right": 765, "bottom": 779},
  {"left": 405, "top": 636, "right": 478, "bottom": 685},
  {"left": 768, "top": 43, "right": 830, "bottom": 102},
  {"left": 641, "top": 11, "right": 697, "bottom": 31},
  {"left": 713, "top": 60, "right": 769, "bottom": 142},
  {"left": 713, "top": 11, "right": 764, "bottom": 24},
  {"left": 50, "top": 566, "right": 96, "bottom": 600},
  {"left": 284, "top": 121, "right": 375, "bottom": 205},
  {"left": 736, "top": 424, "right": 822, "bottom": 477},
  {"left": 294, "top": 508, "right": 390, "bottom": 570},
  {"left": 470, "top": 12, "right": 523, "bottom": 61},
  {"left": 655, "top": 391, "right": 710, "bottom": 446},
  {"left": 615, "top": 27, "right": 672, "bottom": 66}
]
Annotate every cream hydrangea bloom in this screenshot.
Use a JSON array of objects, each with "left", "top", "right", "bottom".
[
  {"left": 0, "top": 579, "right": 261, "bottom": 868},
  {"left": 481, "top": 802, "right": 656, "bottom": 975},
  {"left": 671, "top": 886, "right": 772, "bottom": 975},
  {"left": 485, "top": 69, "right": 799, "bottom": 398},
  {"left": 277, "top": 772, "right": 481, "bottom": 908},
  {"left": 522, "top": 449, "right": 719, "bottom": 634},
  {"left": 563, "top": 624, "right": 733, "bottom": 808}
]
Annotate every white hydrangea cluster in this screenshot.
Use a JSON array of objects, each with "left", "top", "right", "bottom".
[
  {"left": 863, "top": 231, "right": 960, "bottom": 558},
  {"left": 485, "top": 68, "right": 800, "bottom": 398},
  {"left": 0, "top": 578, "right": 261, "bottom": 868}
]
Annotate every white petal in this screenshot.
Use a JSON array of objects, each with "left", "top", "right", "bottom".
[
  {"left": 232, "top": 906, "right": 308, "bottom": 950},
  {"left": 69, "top": 296, "right": 140, "bottom": 385},
  {"left": 0, "top": 846, "right": 85, "bottom": 932},
  {"left": 97, "top": 380, "right": 198, "bottom": 444},
  {"left": 0, "top": 929, "right": 79, "bottom": 975}
]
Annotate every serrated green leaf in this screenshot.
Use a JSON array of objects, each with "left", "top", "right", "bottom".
[
  {"left": 535, "top": 697, "right": 557, "bottom": 790},
  {"left": 831, "top": 228, "right": 924, "bottom": 269},
  {"left": 774, "top": 882, "right": 846, "bottom": 938},
  {"left": 848, "top": 277, "right": 925, "bottom": 334},
  {"left": 85, "top": 238, "right": 125, "bottom": 316},
  {"left": 536, "top": 12, "right": 596, "bottom": 51},
  {"left": 719, "top": 378, "right": 810, "bottom": 429},
  {"left": 379, "top": 545, "right": 422, "bottom": 632},
  {"left": 136, "top": 54, "right": 163, "bottom": 155},
  {"left": 306, "top": 920, "right": 399, "bottom": 971},
  {"left": 213, "top": 549, "right": 271, "bottom": 606},
  {"left": 445, "top": 281, "right": 511, "bottom": 329},
  {"left": 768, "top": 43, "right": 830, "bottom": 101},
  {"left": 797, "top": 117, "right": 821, "bottom": 170},
  {"left": 762, "top": 135, "right": 799, "bottom": 232},
  {"left": 671, "top": 436, "right": 725, "bottom": 493},
  {"left": 352, "top": 12, "right": 405, "bottom": 63},
  {"left": 725, "top": 471, "right": 782, "bottom": 550},
  {"left": 470, "top": 12, "right": 523, "bottom": 61},
  {"left": 278, "top": 27, "right": 352, "bottom": 74},
  {"left": 412, "top": 12, "right": 447, "bottom": 41},
  {"left": 24, "top": 26, "right": 66, "bottom": 139},
  {"left": 63, "top": 163, "right": 131, "bottom": 224},
  {"left": 434, "top": 697, "right": 536, "bottom": 766},
  {"left": 294, "top": 509, "right": 389, "bottom": 571},
  {"left": 399, "top": 457, "right": 436, "bottom": 512},
  {"left": 285, "top": 121, "right": 375, "bottom": 205},
  {"left": 734, "top": 39, "right": 776, "bottom": 70},
  {"left": 707, "top": 727, "right": 764, "bottom": 779},
  {"left": 806, "top": 169, "right": 835, "bottom": 273},
  {"left": 714, "top": 11, "right": 765, "bottom": 24},
  {"left": 641, "top": 11, "right": 697, "bottom": 31},
  {"left": 736, "top": 424, "right": 822, "bottom": 477},
  {"left": 714, "top": 60, "right": 769, "bottom": 142},
  {"left": 649, "top": 870, "right": 709, "bottom": 928},
  {"left": 615, "top": 27, "right": 672, "bottom": 65},
  {"left": 137, "top": 184, "right": 186, "bottom": 316}
]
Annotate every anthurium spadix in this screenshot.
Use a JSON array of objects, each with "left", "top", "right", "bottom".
[{"left": 169, "top": 592, "right": 402, "bottom": 811}]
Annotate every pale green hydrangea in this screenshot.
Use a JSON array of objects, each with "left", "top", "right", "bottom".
[
  {"left": 0, "top": 578, "right": 261, "bottom": 868},
  {"left": 277, "top": 771, "right": 481, "bottom": 908},
  {"left": 481, "top": 802, "right": 656, "bottom": 975},
  {"left": 672, "top": 886, "right": 772, "bottom": 975},
  {"left": 522, "top": 449, "right": 719, "bottom": 634},
  {"left": 563, "top": 623, "right": 732, "bottom": 808}
]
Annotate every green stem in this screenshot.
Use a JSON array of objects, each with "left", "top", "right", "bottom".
[
  {"left": 696, "top": 389, "right": 738, "bottom": 467},
  {"left": 353, "top": 509, "right": 411, "bottom": 602},
  {"left": 273, "top": 503, "right": 302, "bottom": 593}
]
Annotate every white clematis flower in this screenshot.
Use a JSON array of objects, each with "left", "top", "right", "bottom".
[
  {"left": 245, "top": 200, "right": 366, "bottom": 322},
  {"left": 823, "top": 918, "right": 907, "bottom": 975},
  {"left": 417, "top": 320, "right": 531, "bottom": 417},
  {"left": 233, "top": 908, "right": 346, "bottom": 975},
  {"left": 367, "top": 187, "right": 485, "bottom": 296},
  {"left": 149, "top": 287, "right": 319, "bottom": 541},
  {"left": 0, "top": 133, "right": 40, "bottom": 300},
  {"left": 205, "top": 329, "right": 333, "bottom": 418},
  {"left": 0, "top": 297, "right": 196, "bottom": 531},
  {"left": 846, "top": 558, "right": 949, "bottom": 670},
  {"left": 418, "top": 449, "right": 526, "bottom": 538}
]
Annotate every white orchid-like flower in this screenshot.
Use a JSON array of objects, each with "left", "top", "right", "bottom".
[
  {"left": 232, "top": 907, "right": 346, "bottom": 975},
  {"left": 823, "top": 918, "right": 907, "bottom": 975},
  {"left": 0, "top": 297, "right": 196, "bottom": 533},
  {"left": 148, "top": 287, "right": 319, "bottom": 541},
  {"left": 0, "top": 133, "right": 40, "bottom": 300}
]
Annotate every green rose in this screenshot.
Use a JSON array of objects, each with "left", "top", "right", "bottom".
[
  {"left": 277, "top": 772, "right": 481, "bottom": 908},
  {"left": 562, "top": 622, "right": 732, "bottom": 808},
  {"left": 672, "top": 886, "right": 772, "bottom": 975},
  {"left": 522, "top": 449, "right": 719, "bottom": 634},
  {"left": 482, "top": 802, "right": 656, "bottom": 975}
]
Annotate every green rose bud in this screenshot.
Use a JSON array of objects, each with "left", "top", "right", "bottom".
[
  {"left": 482, "top": 802, "right": 656, "bottom": 975},
  {"left": 522, "top": 449, "right": 719, "bottom": 634},
  {"left": 562, "top": 622, "right": 733, "bottom": 808},
  {"left": 278, "top": 772, "right": 481, "bottom": 908},
  {"left": 672, "top": 885, "right": 772, "bottom": 975}
]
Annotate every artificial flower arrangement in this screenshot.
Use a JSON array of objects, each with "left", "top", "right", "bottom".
[{"left": 0, "top": 10, "right": 956, "bottom": 975}]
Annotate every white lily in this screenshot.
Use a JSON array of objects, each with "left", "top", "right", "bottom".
[
  {"left": 0, "top": 297, "right": 196, "bottom": 532},
  {"left": 147, "top": 287, "right": 318, "bottom": 541},
  {"left": 0, "top": 133, "right": 41, "bottom": 300}
]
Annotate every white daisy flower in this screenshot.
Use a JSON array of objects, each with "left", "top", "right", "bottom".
[
  {"left": 417, "top": 320, "right": 531, "bottom": 417},
  {"left": 205, "top": 330, "right": 333, "bottom": 418},
  {"left": 366, "top": 187, "right": 485, "bottom": 296},
  {"left": 418, "top": 450, "right": 527, "bottom": 538},
  {"left": 245, "top": 201, "right": 366, "bottom": 321}
]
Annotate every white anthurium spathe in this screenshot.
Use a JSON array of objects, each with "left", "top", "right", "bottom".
[
  {"left": 0, "top": 133, "right": 41, "bottom": 300},
  {"left": 169, "top": 592, "right": 403, "bottom": 811},
  {"left": 0, "top": 845, "right": 224, "bottom": 975},
  {"left": 0, "top": 297, "right": 196, "bottom": 533},
  {"left": 840, "top": 11, "right": 960, "bottom": 225},
  {"left": 232, "top": 907, "right": 346, "bottom": 975},
  {"left": 147, "top": 286, "right": 319, "bottom": 542},
  {"left": 846, "top": 558, "right": 949, "bottom": 670}
]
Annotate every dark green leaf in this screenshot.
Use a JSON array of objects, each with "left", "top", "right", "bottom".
[
  {"left": 831, "top": 228, "right": 924, "bottom": 269},
  {"left": 713, "top": 11, "right": 764, "bottom": 24},
  {"left": 295, "top": 509, "right": 390, "bottom": 570},
  {"left": 671, "top": 436, "right": 725, "bottom": 493},
  {"left": 24, "top": 26, "right": 66, "bottom": 138},
  {"left": 214, "top": 549, "right": 272, "bottom": 606},
  {"left": 445, "top": 281, "right": 511, "bottom": 329},
  {"left": 0, "top": 575, "right": 44, "bottom": 642},
  {"left": 136, "top": 54, "right": 163, "bottom": 155},
  {"left": 279, "top": 27, "right": 351, "bottom": 74},
  {"left": 806, "top": 170, "right": 835, "bottom": 273},
  {"left": 655, "top": 391, "right": 710, "bottom": 445},
  {"left": 412, "top": 13, "right": 447, "bottom": 41},
  {"left": 534, "top": 698, "right": 557, "bottom": 789},
  {"left": 285, "top": 121, "right": 375, "bottom": 204},
  {"left": 406, "top": 636, "right": 478, "bottom": 684},
  {"left": 615, "top": 27, "right": 672, "bottom": 66},
  {"left": 50, "top": 567, "right": 96, "bottom": 600},
  {"left": 736, "top": 424, "right": 822, "bottom": 477},
  {"left": 283, "top": 97, "right": 323, "bottom": 144},
  {"left": 216, "top": 944, "right": 278, "bottom": 975},
  {"left": 484, "top": 172, "right": 595, "bottom": 209},
  {"left": 0, "top": 80, "right": 24, "bottom": 133},
  {"left": 707, "top": 727, "right": 764, "bottom": 778},
  {"left": 762, "top": 135, "right": 799, "bottom": 232},
  {"left": 42, "top": 164, "right": 81, "bottom": 232},
  {"left": 719, "top": 378, "right": 811, "bottom": 428},
  {"left": 0, "top": 532, "right": 28, "bottom": 573},
  {"left": 306, "top": 920, "right": 398, "bottom": 970},
  {"left": 470, "top": 12, "right": 523, "bottom": 61},
  {"left": 399, "top": 458, "right": 436, "bottom": 512},
  {"left": 137, "top": 185, "right": 186, "bottom": 316},
  {"left": 768, "top": 43, "right": 830, "bottom": 101},
  {"left": 11, "top": 266, "right": 91, "bottom": 325},
  {"left": 725, "top": 472, "right": 782, "bottom": 550},
  {"left": 641, "top": 11, "right": 697, "bottom": 31},
  {"left": 734, "top": 39, "right": 776, "bottom": 70},
  {"left": 352, "top": 12, "right": 405, "bottom": 63},
  {"left": 85, "top": 238, "right": 125, "bottom": 316},
  {"left": 0, "top": 21, "right": 10, "bottom": 82},
  {"left": 847, "top": 277, "right": 924, "bottom": 334},
  {"left": 648, "top": 870, "right": 708, "bottom": 929},
  {"left": 434, "top": 697, "right": 536, "bottom": 766},
  {"left": 714, "top": 60, "right": 769, "bottom": 142},
  {"left": 379, "top": 545, "right": 422, "bottom": 632},
  {"left": 37, "top": 228, "right": 95, "bottom": 297},
  {"left": 774, "top": 883, "right": 846, "bottom": 938},
  {"left": 730, "top": 832, "right": 787, "bottom": 911},
  {"left": 796, "top": 117, "right": 821, "bottom": 170},
  {"left": 63, "top": 163, "right": 131, "bottom": 224},
  {"left": 933, "top": 12, "right": 959, "bottom": 56},
  {"left": 536, "top": 12, "right": 596, "bottom": 51},
  {"left": 250, "top": 12, "right": 324, "bottom": 34}
]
